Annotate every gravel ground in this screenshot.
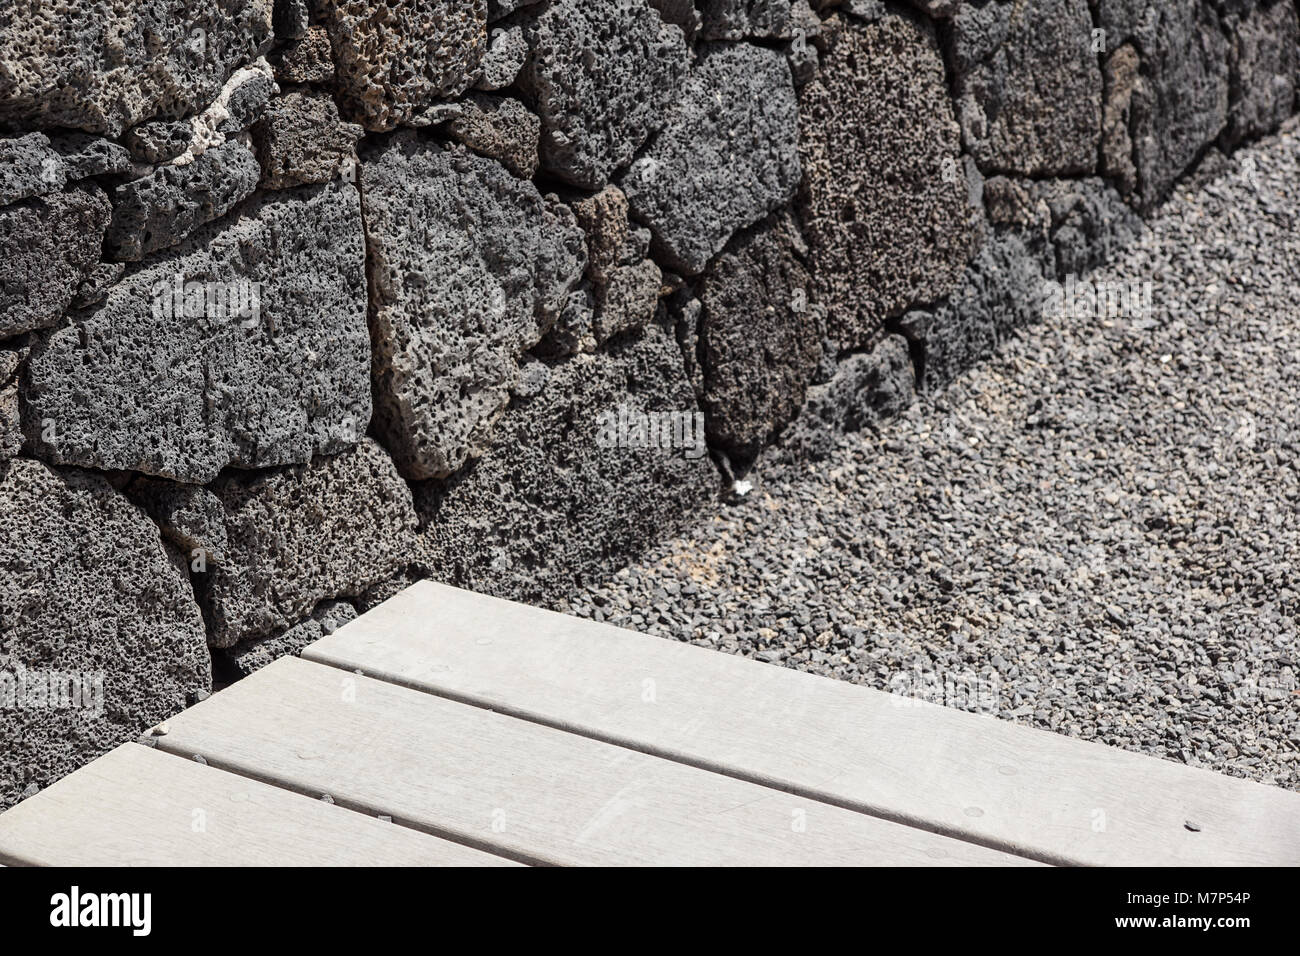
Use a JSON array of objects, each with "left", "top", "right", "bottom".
[{"left": 555, "top": 124, "right": 1300, "bottom": 791}]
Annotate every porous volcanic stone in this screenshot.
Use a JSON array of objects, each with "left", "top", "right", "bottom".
[
  {"left": 950, "top": 0, "right": 1102, "bottom": 176},
  {"left": 797, "top": 12, "right": 974, "bottom": 349},
  {"left": 593, "top": 259, "right": 662, "bottom": 343},
  {"left": 251, "top": 91, "right": 364, "bottom": 188},
  {"left": 620, "top": 42, "right": 801, "bottom": 275},
  {"left": 773, "top": 334, "right": 915, "bottom": 464},
  {"left": 25, "top": 182, "right": 371, "bottom": 483},
  {"left": 122, "top": 120, "right": 196, "bottom": 165},
  {"left": 271, "top": 26, "right": 336, "bottom": 83},
  {"left": 198, "top": 438, "right": 418, "bottom": 647},
  {"left": 447, "top": 94, "right": 541, "bottom": 178},
  {"left": 49, "top": 133, "right": 133, "bottom": 180},
  {"left": 1097, "top": 0, "right": 1229, "bottom": 208},
  {"left": 476, "top": 24, "right": 528, "bottom": 91},
  {"left": 0, "top": 133, "right": 66, "bottom": 205},
  {"left": 0, "top": 349, "right": 22, "bottom": 459},
  {"left": 104, "top": 141, "right": 262, "bottom": 260},
  {"left": 219, "top": 600, "right": 358, "bottom": 678},
  {"left": 417, "top": 319, "right": 717, "bottom": 603},
  {"left": 697, "top": 212, "right": 822, "bottom": 461},
  {"left": 314, "top": 0, "right": 487, "bottom": 130},
  {"left": 1221, "top": 0, "right": 1299, "bottom": 147},
  {"left": 362, "top": 135, "right": 585, "bottom": 480},
  {"left": 0, "top": 0, "right": 274, "bottom": 136},
  {"left": 898, "top": 232, "right": 1046, "bottom": 393},
  {"left": 0, "top": 457, "right": 210, "bottom": 811},
  {"left": 0, "top": 186, "right": 112, "bottom": 338},
  {"left": 699, "top": 0, "right": 794, "bottom": 39},
  {"left": 520, "top": 0, "right": 690, "bottom": 189}
]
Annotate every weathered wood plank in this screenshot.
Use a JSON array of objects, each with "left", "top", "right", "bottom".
[
  {"left": 155, "top": 656, "right": 1039, "bottom": 866},
  {"left": 0, "top": 743, "right": 516, "bottom": 867},
  {"left": 303, "top": 580, "right": 1300, "bottom": 866}
]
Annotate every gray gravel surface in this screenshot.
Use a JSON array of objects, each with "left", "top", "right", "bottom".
[{"left": 556, "top": 124, "right": 1300, "bottom": 791}]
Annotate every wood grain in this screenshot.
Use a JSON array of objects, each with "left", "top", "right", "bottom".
[
  {"left": 154, "top": 657, "right": 1038, "bottom": 866},
  {"left": 0, "top": 743, "right": 516, "bottom": 867},
  {"left": 302, "top": 579, "right": 1300, "bottom": 866}
]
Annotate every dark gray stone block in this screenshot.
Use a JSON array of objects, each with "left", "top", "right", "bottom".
[
  {"left": 797, "top": 13, "right": 975, "bottom": 350},
  {"left": 620, "top": 42, "right": 801, "bottom": 275},
  {"left": 0, "top": 1, "right": 274, "bottom": 136},
  {"left": 0, "top": 133, "right": 66, "bottom": 205},
  {"left": 0, "top": 457, "right": 210, "bottom": 811},
  {"left": 314, "top": 0, "right": 487, "bottom": 131},
  {"left": 772, "top": 334, "right": 915, "bottom": 465},
  {"left": 417, "top": 319, "right": 717, "bottom": 603},
  {"left": 198, "top": 438, "right": 418, "bottom": 647},
  {"left": 25, "top": 182, "right": 371, "bottom": 482},
  {"left": 950, "top": 0, "right": 1102, "bottom": 176},
  {"left": 251, "top": 91, "right": 364, "bottom": 189},
  {"left": 697, "top": 212, "right": 822, "bottom": 461},
  {"left": 362, "top": 136, "right": 585, "bottom": 480},
  {"left": 521, "top": 0, "right": 690, "bottom": 189},
  {"left": 0, "top": 186, "right": 112, "bottom": 339},
  {"left": 105, "top": 141, "right": 262, "bottom": 260}
]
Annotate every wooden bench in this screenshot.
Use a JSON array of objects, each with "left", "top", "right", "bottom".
[{"left": 2, "top": 580, "right": 1297, "bottom": 866}]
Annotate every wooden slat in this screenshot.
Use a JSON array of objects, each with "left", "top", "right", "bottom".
[
  {"left": 0, "top": 743, "right": 515, "bottom": 867},
  {"left": 154, "top": 656, "right": 1038, "bottom": 866},
  {"left": 303, "top": 580, "right": 1300, "bottom": 867}
]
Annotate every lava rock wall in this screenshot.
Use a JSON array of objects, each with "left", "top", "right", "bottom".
[{"left": 1, "top": 0, "right": 1297, "bottom": 808}]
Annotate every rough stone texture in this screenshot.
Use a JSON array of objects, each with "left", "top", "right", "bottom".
[
  {"left": 417, "top": 319, "right": 717, "bottom": 603},
  {"left": 274, "top": 0, "right": 310, "bottom": 39},
  {"left": 1101, "top": 43, "right": 1141, "bottom": 198},
  {"left": 447, "top": 94, "right": 541, "bottom": 179},
  {"left": 1098, "top": 0, "right": 1230, "bottom": 208},
  {"left": 70, "top": 262, "right": 126, "bottom": 311},
  {"left": 649, "top": 0, "right": 702, "bottom": 39},
  {"left": 534, "top": 288, "right": 596, "bottom": 357},
  {"left": 772, "top": 334, "right": 915, "bottom": 464},
  {"left": 198, "top": 438, "right": 418, "bottom": 647},
  {"left": 25, "top": 182, "right": 371, "bottom": 483},
  {"left": 123, "top": 119, "right": 196, "bottom": 164},
  {"left": 1221, "top": 0, "right": 1299, "bottom": 147},
  {"left": 313, "top": 0, "right": 488, "bottom": 131},
  {"left": 1031, "top": 178, "right": 1143, "bottom": 279},
  {"left": 476, "top": 24, "right": 528, "bottom": 91},
  {"left": 898, "top": 232, "right": 1046, "bottom": 393},
  {"left": 251, "top": 91, "right": 364, "bottom": 188},
  {"left": 362, "top": 135, "right": 585, "bottom": 480},
  {"left": 593, "top": 259, "right": 662, "bottom": 343},
  {"left": 571, "top": 185, "right": 630, "bottom": 284},
  {"left": 950, "top": 0, "right": 1102, "bottom": 176},
  {"left": 797, "top": 13, "right": 974, "bottom": 349},
  {"left": 697, "top": 213, "right": 822, "bottom": 461},
  {"left": 218, "top": 599, "right": 358, "bottom": 678},
  {"left": 0, "top": 349, "right": 22, "bottom": 459},
  {"left": 0, "top": 132, "right": 66, "bottom": 205},
  {"left": 49, "top": 133, "right": 133, "bottom": 180},
  {"left": 520, "top": 0, "right": 690, "bottom": 189},
  {"left": 699, "top": 0, "right": 794, "bottom": 39},
  {"left": 128, "top": 477, "right": 230, "bottom": 565},
  {"left": 216, "top": 69, "right": 276, "bottom": 133},
  {"left": 0, "top": 0, "right": 275, "bottom": 136},
  {"left": 0, "top": 457, "right": 211, "bottom": 811},
  {"left": 271, "top": 25, "right": 336, "bottom": 83},
  {"left": 620, "top": 42, "right": 801, "bottom": 275},
  {"left": 0, "top": 187, "right": 112, "bottom": 339},
  {"left": 104, "top": 141, "right": 262, "bottom": 260}
]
